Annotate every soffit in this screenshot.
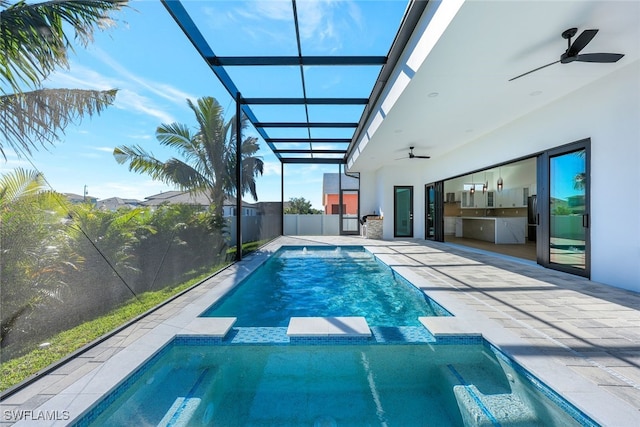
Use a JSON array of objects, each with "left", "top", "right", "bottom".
[{"left": 348, "top": 0, "right": 640, "bottom": 172}]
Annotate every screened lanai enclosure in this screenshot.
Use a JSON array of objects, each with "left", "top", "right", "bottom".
[{"left": 0, "top": 0, "right": 417, "bottom": 395}]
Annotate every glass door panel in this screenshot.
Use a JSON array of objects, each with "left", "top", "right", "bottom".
[
  {"left": 549, "top": 149, "right": 587, "bottom": 270},
  {"left": 340, "top": 189, "right": 359, "bottom": 235},
  {"left": 425, "top": 185, "right": 435, "bottom": 239},
  {"left": 394, "top": 186, "right": 413, "bottom": 237}
]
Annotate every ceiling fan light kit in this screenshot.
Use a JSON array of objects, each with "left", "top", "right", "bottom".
[
  {"left": 509, "top": 27, "right": 624, "bottom": 81},
  {"left": 407, "top": 146, "right": 430, "bottom": 159}
]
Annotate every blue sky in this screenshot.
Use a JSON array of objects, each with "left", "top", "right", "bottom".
[{"left": 1, "top": 0, "right": 407, "bottom": 209}]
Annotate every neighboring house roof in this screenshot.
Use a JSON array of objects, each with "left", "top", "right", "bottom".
[
  {"left": 225, "top": 195, "right": 258, "bottom": 209},
  {"left": 322, "top": 173, "right": 360, "bottom": 195},
  {"left": 141, "top": 191, "right": 257, "bottom": 209},
  {"left": 96, "top": 197, "right": 142, "bottom": 211},
  {"left": 63, "top": 193, "right": 97, "bottom": 204},
  {"left": 141, "top": 191, "right": 211, "bottom": 207},
  {"left": 143, "top": 190, "right": 184, "bottom": 201}
]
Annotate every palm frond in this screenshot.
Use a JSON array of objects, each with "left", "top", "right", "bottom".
[
  {"left": 163, "top": 158, "right": 207, "bottom": 191},
  {"left": 0, "top": 88, "right": 117, "bottom": 159},
  {"left": 155, "top": 122, "right": 195, "bottom": 152},
  {"left": 0, "top": 0, "right": 128, "bottom": 91},
  {"left": 189, "top": 97, "right": 225, "bottom": 158},
  {"left": 0, "top": 167, "right": 45, "bottom": 205},
  {"left": 113, "top": 145, "right": 207, "bottom": 191},
  {"left": 241, "top": 136, "right": 261, "bottom": 156},
  {"left": 113, "top": 145, "right": 168, "bottom": 181},
  {"left": 116, "top": 96, "right": 264, "bottom": 213}
]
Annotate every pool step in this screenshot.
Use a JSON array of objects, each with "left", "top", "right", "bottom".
[
  {"left": 287, "top": 316, "right": 372, "bottom": 338},
  {"left": 158, "top": 368, "right": 215, "bottom": 427},
  {"left": 446, "top": 365, "right": 538, "bottom": 426},
  {"left": 178, "top": 317, "right": 236, "bottom": 338},
  {"left": 419, "top": 317, "right": 482, "bottom": 340},
  {"left": 453, "top": 384, "right": 538, "bottom": 426}
]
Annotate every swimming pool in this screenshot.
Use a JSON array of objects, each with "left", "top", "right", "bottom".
[
  {"left": 76, "top": 338, "right": 595, "bottom": 426},
  {"left": 202, "top": 246, "right": 449, "bottom": 326},
  {"left": 72, "top": 244, "right": 599, "bottom": 426}
]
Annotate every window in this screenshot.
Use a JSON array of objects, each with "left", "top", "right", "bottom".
[{"left": 331, "top": 204, "right": 346, "bottom": 214}]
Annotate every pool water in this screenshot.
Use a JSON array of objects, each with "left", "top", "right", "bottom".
[
  {"left": 75, "top": 245, "right": 597, "bottom": 427},
  {"left": 202, "top": 246, "right": 447, "bottom": 326},
  {"left": 83, "top": 343, "right": 590, "bottom": 426}
]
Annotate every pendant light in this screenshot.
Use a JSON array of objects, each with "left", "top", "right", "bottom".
[
  {"left": 469, "top": 173, "right": 475, "bottom": 194},
  {"left": 483, "top": 171, "right": 488, "bottom": 194},
  {"left": 497, "top": 167, "right": 504, "bottom": 192}
]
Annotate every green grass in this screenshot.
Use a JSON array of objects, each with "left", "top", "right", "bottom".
[
  {"left": 0, "top": 239, "right": 273, "bottom": 392},
  {"left": 0, "top": 268, "right": 220, "bottom": 392},
  {"left": 225, "top": 239, "right": 271, "bottom": 259}
]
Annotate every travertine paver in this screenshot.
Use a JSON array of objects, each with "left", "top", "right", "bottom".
[{"left": 1, "top": 236, "right": 639, "bottom": 426}]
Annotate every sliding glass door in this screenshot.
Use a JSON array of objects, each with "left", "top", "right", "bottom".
[
  {"left": 425, "top": 185, "right": 436, "bottom": 239},
  {"left": 425, "top": 182, "right": 444, "bottom": 241},
  {"left": 538, "top": 140, "right": 590, "bottom": 277}
]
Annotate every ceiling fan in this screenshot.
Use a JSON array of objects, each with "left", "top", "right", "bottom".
[
  {"left": 509, "top": 28, "right": 625, "bottom": 81},
  {"left": 397, "top": 146, "right": 430, "bottom": 160}
]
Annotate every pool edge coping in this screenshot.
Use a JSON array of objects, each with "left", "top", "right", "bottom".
[{"left": 7, "top": 237, "right": 638, "bottom": 427}]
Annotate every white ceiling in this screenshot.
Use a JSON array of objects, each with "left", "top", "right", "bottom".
[{"left": 350, "top": 0, "right": 640, "bottom": 172}]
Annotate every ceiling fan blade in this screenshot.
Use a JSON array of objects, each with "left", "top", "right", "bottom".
[
  {"left": 567, "top": 29, "right": 598, "bottom": 56},
  {"left": 575, "top": 52, "right": 624, "bottom": 63},
  {"left": 508, "top": 60, "right": 560, "bottom": 82},
  {"left": 413, "top": 155, "right": 430, "bottom": 159}
]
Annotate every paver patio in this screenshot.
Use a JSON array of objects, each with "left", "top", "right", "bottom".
[{"left": 1, "top": 236, "right": 638, "bottom": 426}]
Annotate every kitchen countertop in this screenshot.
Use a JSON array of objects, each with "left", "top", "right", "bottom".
[
  {"left": 456, "top": 216, "right": 526, "bottom": 244},
  {"left": 458, "top": 216, "right": 524, "bottom": 220}
]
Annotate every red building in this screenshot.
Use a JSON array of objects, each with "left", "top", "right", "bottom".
[{"left": 322, "top": 173, "right": 359, "bottom": 215}]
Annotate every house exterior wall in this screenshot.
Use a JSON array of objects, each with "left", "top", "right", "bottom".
[
  {"left": 223, "top": 206, "right": 257, "bottom": 217},
  {"left": 365, "top": 61, "right": 640, "bottom": 292},
  {"left": 323, "top": 193, "right": 359, "bottom": 215},
  {"left": 358, "top": 170, "right": 379, "bottom": 218}
]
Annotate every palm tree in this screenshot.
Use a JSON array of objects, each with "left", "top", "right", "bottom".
[
  {"left": 0, "top": 168, "right": 78, "bottom": 345},
  {"left": 573, "top": 149, "right": 587, "bottom": 191},
  {"left": 0, "top": 0, "right": 127, "bottom": 159},
  {"left": 113, "top": 96, "right": 264, "bottom": 224}
]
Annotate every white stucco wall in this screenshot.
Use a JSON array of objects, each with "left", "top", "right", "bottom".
[
  {"left": 367, "top": 60, "right": 640, "bottom": 292},
  {"left": 357, "top": 170, "right": 378, "bottom": 218}
]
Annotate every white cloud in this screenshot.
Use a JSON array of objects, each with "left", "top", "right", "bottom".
[
  {"left": 236, "top": 1, "right": 292, "bottom": 22},
  {"left": 90, "top": 47, "right": 196, "bottom": 104},
  {"left": 126, "top": 132, "right": 154, "bottom": 141},
  {"left": 44, "top": 48, "right": 193, "bottom": 124},
  {"left": 45, "top": 68, "right": 175, "bottom": 123},
  {"left": 200, "top": 1, "right": 359, "bottom": 50},
  {"left": 44, "top": 64, "right": 113, "bottom": 90},
  {"left": 262, "top": 161, "right": 282, "bottom": 177},
  {"left": 0, "top": 150, "right": 32, "bottom": 172},
  {"left": 296, "top": 0, "right": 363, "bottom": 52},
  {"left": 93, "top": 146, "right": 115, "bottom": 153},
  {"left": 285, "top": 163, "right": 335, "bottom": 179},
  {"left": 114, "top": 89, "right": 176, "bottom": 124}
]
